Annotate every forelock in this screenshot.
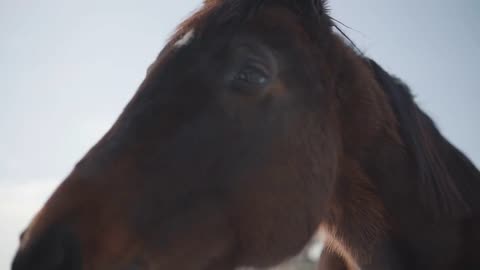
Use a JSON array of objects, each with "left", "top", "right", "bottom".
[{"left": 170, "top": 0, "right": 331, "bottom": 46}]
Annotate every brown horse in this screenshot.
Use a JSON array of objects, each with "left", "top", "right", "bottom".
[{"left": 12, "top": 1, "right": 480, "bottom": 270}]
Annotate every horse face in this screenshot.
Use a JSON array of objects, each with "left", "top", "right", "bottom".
[{"left": 13, "top": 3, "right": 341, "bottom": 270}]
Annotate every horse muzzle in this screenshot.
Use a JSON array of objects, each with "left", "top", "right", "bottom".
[{"left": 11, "top": 224, "right": 82, "bottom": 270}]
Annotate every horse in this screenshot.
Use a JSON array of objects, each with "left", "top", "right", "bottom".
[{"left": 11, "top": 0, "right": 480, "bottom": 269}]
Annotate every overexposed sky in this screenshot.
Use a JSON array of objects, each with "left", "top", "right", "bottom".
[{"left": 1, "top": 1, "right": 479, "bottom": 269}]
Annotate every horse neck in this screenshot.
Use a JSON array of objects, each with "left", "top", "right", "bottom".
[
  {"left": 343, "top": 106, "right": 480, "bottom": 269},
  {"left": 323, "top": 55, "right": 480, "bottom": 268},
  {"left": 362, "top": 59, "right": 480, "bottom": 219}
]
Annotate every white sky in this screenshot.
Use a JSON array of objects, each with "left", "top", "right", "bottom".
[{"left": 1, "top": 1, "right": 479, "bottom": 269}]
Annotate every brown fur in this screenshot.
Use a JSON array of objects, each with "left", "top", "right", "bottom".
[{"left": 12, "top": 1, "right": 480, "bottom": 270}]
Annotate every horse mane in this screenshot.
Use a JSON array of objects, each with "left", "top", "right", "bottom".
[{"left": 366, "top": 59, "right": 471, "bottom": 218}]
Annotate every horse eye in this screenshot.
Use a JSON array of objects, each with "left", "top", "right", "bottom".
[
  {"left": 233, "top": 66, "right": 269, "bottom": 86},
  {"left": 235, "top": 67, "right": 268, "bottom": 85}
]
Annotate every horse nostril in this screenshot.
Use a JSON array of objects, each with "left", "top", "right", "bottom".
[{"left": 12, "top": 225, "right": 81, "bottom": 270}]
